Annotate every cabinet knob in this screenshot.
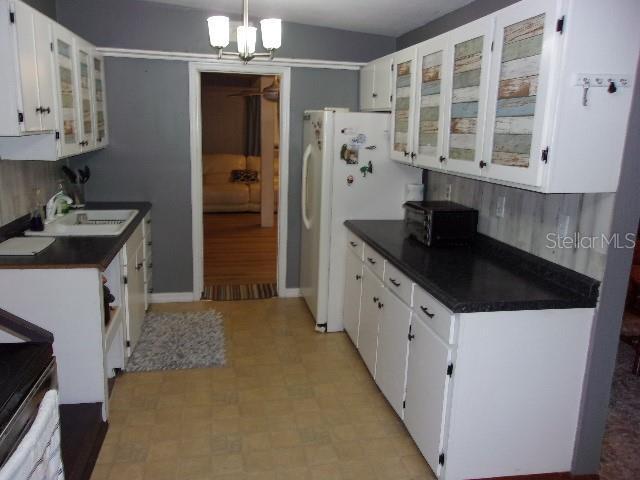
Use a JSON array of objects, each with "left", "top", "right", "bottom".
[
  {"left": 479, "top": 160, "right": 487, "bottom": 169},
  {"left": 377, "top": 302, "right": 384, "bottom": 309},
  {"left": 410, "top": 152, "right": 417, "bottom": 159},
  {"left": 389, "top": 278, "right": 401, "bottom": 287},
  {"left": 439, "top": 155, "right": 446, "bottom": 163},
  {"left": 372, "top": 93, "right": 378, "bottom": 98},
  {"left": 44, "top": 107, "right": 50, "bottom": 114},
  {"left": 350, "top": 241, "right": 357, "bottom": 247},
  {"left": 367, "top": 257, "right": 376, "bottom": 265},
  {"left": 402, "top": 150, "right": 409, "bottom": 157},
  {"left": 136, "top": 262, "right": 143, "bottom": 270},
  {"left": 147, "top": 241, "right": 153, "bottom": 246},
  {"left": 373, "top": 296, "right": 379, "bottom": 303},
  {"left": 36, "top": 107, "right": 43, "bottom": 113},
  {"left": 420, "top": 306, "right": 435, "bottom": 318},
  {"left": 355, "top": 274, "right": 362, "bottom": 280}
]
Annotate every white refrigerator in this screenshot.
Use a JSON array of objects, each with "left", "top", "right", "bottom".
[{"left": 300, "top": 109, "right": 422, "bottom": 333}]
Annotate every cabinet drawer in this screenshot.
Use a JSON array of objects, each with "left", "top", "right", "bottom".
[
  {"left": 384, "top": 262, "right": 414, "bottom": 306},
  {"left": 363, "top": 245, "right": 385, "bottom": 280},
  {"left": 346, "top": 231, "right": 364, "bottom": 260},
  {"left": 413, "top": 286, "right": 456, "bottom": 344}
]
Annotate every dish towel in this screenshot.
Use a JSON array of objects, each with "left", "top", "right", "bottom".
[{"left": 0, "top": 389, "right": 65, "bottom": 480}]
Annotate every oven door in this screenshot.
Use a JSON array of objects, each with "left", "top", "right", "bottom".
[{"left": 0, "top": 359, "right": 57, "bottom": 467}]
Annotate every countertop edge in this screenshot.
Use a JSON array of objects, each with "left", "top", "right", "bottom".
[
  {"left": 345, "top": 220, "right": 599, "bottom": 313},
  {"left": 0, "top": 202, "right": 151, "bottom": 271}
]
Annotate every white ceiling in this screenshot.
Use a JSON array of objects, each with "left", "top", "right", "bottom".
[{"left": 141, "top": 0, "right": 475, "bottom": 37}]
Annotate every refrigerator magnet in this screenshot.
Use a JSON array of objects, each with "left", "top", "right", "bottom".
[
  {"left": 360, "top": 161, "right": 373, "bottom": 178},
  {"left": 340, "top": 144, "right": 359, "bottom": 164}
]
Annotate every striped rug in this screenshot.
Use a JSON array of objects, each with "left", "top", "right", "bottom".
[{"left": 202, "top": 283, "right": 278, "bottom": 301}]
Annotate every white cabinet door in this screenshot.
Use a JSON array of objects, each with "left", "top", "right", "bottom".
[
  {"left": 376, "top": 288, "right": 412, "bottom": 417},
  {"left": 14, "top": 0, "right": 40, "bottom": 132},
  {"left": 14, "top": 1, "right": 54, "bottom": 132},
  {"left": 443, "top": 16, "right": 494, "bottom": 177},
  {"left": 414, "top": 34, "right": 451, "bottom": 170},
  {"left": 404, "top": 313, "right": 454, "bottom": 477},
  {"left": 373, "top": 56, "right": 393, "bottom": 111},
  {"left": 76, "top": 39, "right": 95, "bottom": 151},
  {"left": 360, "top": 62, "right": 375, "bottom": 111},
  {"left": 33, "top": 11, "right": 55, "bottom": 131},
  {"left": 390, "top": 47, "right": 417, "bottom": 164},
  {"left": 92, "top": 53, "right": 108, "bottom": 147},
  {"left": 124, "top": 225, "right": 146, "bottom": 355},
  {"left": 357, "top": 265, "right": 383, "bottom": 377},
  {"left": 343, "top": 250, "right": 363, "bottom": 346},
  {"left": 481, "top": 0, "right": 560, "bottom": 186},
  {"left": 53, "top": 26, "right": 80, "bottom": 158}
]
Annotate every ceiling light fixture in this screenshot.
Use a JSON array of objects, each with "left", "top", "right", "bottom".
[{"left": 207, "top": 0, "right": 281, "bottom": 63}]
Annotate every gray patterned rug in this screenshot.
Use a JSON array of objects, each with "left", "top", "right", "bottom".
[
  {"left": 125, "top": 310, "right": 226, "bottom": 372},
  {"left": 600, "top": 342, "right": 640, "bottom": 480}
]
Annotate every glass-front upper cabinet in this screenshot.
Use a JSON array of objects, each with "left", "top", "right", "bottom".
[
  {"left": 413, "top": 34, "right": 450, "bottom": 170},
  {"left": 76, "top": 40, "right": 95, "bottom": 151},
  {"left": 93, "top": 54, "right": 108, "bottom": 146},
  {"left": 53, "top": 26, "right": 80, "bottom": 158},
  {"left": 443, "top": 17, "right": 494, "bottom": 177},
  {"left": 482, "top": 0, "right": 559, "bottom": 186},
  {"left": 390, "top": 47, "right": 417, "bottom": 164}
]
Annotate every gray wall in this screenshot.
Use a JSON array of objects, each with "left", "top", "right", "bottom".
[
  {"left": 71, "top": 59, "right": 193, "bottom": 293},
  {"left": 55, "top": 0, "right": 394, "bottom": 62},
  {"left": 58, "top": 0, "right": 391, "bottom": 292},
  {"left": 396, "top": 0, "right": 518, "bottom": 49},
  {"left": 24, "top": 0, "right": 56, "bottom": 19}
]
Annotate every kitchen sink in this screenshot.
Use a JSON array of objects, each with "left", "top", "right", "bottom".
[{"left": 25, "top": 210, "right": 139, "bottom": 237}]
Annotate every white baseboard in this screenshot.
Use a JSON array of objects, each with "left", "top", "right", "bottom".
[
  {"left": 279, "top": 287, "right": 301, "bottom": 298},
  {"left": 150, "top": 292, "right": 197, "bottom": 303}
]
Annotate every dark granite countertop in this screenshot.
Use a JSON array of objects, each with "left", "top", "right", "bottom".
[
  {"left": 345, "top": 220, "right": 600, "bottom": 313},
  {"left": 0, "top": 202, "right": 151, "bottom": 271}
]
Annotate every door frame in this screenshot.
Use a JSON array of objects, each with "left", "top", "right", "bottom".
[{"left": 188, "top": 62, "right": 292, "bottom": 300}]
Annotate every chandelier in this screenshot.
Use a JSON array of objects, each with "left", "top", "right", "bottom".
[{"left": 207, "top": 0, "right": 282, "bottom": 62}]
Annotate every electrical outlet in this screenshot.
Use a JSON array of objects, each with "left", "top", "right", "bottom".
[
  {"left": 445, "top": 184, "right": 452, "bottom": 201},
  {"left": 557, "top": 214, "right": 571, "bottom": 237},
  {"left": 495, "top": 196, "right": 506, "bottom": 218}
]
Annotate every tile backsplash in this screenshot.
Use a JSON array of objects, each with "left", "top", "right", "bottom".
[
  {"left": 426, "top": 171, "right": 615, "bottom": 280},
  {"left": 0, "top": 160, "right": 59, "bottom": 226}
]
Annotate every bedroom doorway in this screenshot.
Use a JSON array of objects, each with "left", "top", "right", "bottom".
[{"left": 195, "top": 70, "right": 282, "bottom": 300}]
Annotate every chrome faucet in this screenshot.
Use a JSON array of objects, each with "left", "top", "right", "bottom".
[{"left": 45, "top": 190, "right": 73, "bottom": 223}]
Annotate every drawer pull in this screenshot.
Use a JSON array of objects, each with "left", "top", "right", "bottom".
[
  {"left": 350, "top": 241, "right": 357, "bottom": 247},
  {"left": 136, "top": 262, "right": 143, "bottom": 270},
  {"left": 367, "top": 257, "right": 377, "bottom": 265},
  {"left": 355, "top": 274, "right": 362, "bottom": 280},
  {"left": 378, "top": 302, "right": 384, "bottom": 309},
  {"left": 373, "top": 296, "right": 379, "bottom": 303},
  {"left": 389, "top": 278, "right": 401, "bottom": 287},
  {"left": 420, "top": 306, "right": 435, "bottom": 318}
]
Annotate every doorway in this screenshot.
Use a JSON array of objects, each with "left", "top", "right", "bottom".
[{"left": 189, "top": 63, "right": 291, "bottom": 301}]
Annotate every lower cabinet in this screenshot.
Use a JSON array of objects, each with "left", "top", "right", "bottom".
[
  {"left": 375, "top": 287, "right": 412, "bottom": 417},
  {"left": 404, "top": 311, "right": 454, "bottom": 477},
  {"left": 343, "top": 250, "right": 363, "bottom": 346},
  {"left": 123, "top": 223, "right": 146, "bottom": 356},
  {"left": 342, "top": 230, "right": 593, "bottom": 479},
  {"left": 357, "top": 265, "right": 383, "bottom": 377}
]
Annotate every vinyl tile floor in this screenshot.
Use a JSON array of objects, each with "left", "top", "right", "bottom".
[{"left": 91, "top": 298, "right": 435, "bottom": 480}]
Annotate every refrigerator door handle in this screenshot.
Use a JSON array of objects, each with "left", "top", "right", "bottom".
[{"left": 301, "top": 144, "right": 313, "bottom": 230}]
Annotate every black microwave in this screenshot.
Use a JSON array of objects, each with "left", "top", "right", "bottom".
[{"left": 404, "top": 201, "right": 478, "bottom": 247}]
